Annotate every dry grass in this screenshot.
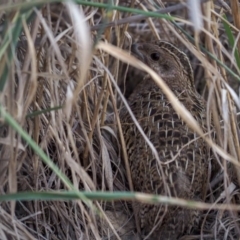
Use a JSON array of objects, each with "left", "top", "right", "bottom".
[{"left": 1, "top": 0, "right": 240, "bottom": 239}]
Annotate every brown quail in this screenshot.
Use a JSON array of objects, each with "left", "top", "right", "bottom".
[{"left": 120, "top": 41, "right": 212, "bottom": 239}]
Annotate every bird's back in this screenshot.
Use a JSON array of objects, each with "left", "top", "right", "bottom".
[{"left": 120, "top": 41, "right": 211, "bottom": 239}]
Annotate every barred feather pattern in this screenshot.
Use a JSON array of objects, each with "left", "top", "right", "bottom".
[{"left": 120, "top": 41, "right": 212, "bottom": 239}]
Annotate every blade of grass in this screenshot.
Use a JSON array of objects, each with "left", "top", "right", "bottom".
[
  {"left": 0, "top": 0, "right": 174, "bottom": 20},
  {"left": 0, "top": 105, "right": 92, "bottom": 207},
  {"left": 222, "top": 14, "right": 240, "bottom": 70},
  {"left": 172, "top": 21, "right": 240, "bottom": 82},
  {"left": 26, "top": 105, "right": 63, "bottom": 119},
  {"left": 0, "top": 10, "right": 35, "bottom": 91},
  {"left": 1, "top": 190, "right": 240, "bottom": 211}
]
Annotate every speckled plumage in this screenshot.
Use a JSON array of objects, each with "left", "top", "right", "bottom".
[{"left": 120, "top": 41, "right": 211, "bottom": 239}]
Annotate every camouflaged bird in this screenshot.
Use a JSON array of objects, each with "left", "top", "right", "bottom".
[{"left": 120, "top": 41, "right": 211, "bottom": 239}]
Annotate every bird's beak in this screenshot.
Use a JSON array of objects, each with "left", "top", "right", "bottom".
[{"left": 131, "top": 43, "right": 145, "bottom": 62}]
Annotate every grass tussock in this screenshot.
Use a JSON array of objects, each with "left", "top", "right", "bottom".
[{"left": 1, "top": 0, "right": 240, "bottom": 239}]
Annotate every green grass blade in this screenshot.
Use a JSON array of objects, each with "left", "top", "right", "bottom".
[
  {"left": 222, "top": 14, "right": 240, "bottom": 70},
  {"left": 0, "top": 105, "right": 93, "bottom": 207},
  {"left": 26, "top": 105, "right": 63, "bottom": 118}
]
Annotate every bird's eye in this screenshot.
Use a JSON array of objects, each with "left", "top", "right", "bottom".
[{"left": 150, "top": 52, "right": 160, "bottom": 61}]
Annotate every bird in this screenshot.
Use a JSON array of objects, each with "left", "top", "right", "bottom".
[{"left": 120, "top": 40, "right": 212, "bottom": 239}]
